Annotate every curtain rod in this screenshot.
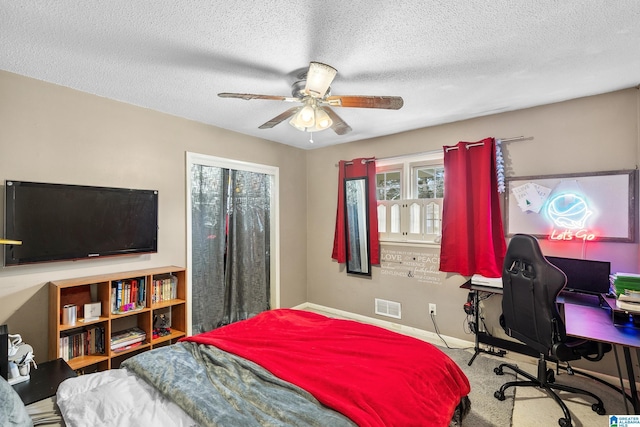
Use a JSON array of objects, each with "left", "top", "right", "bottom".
[
  {"left": 338, "top": 158, "right": 376, "bottom": 166},
  {"left": 499, "top": 136, "right": 532, "bottom": 143},
  {"left": 445, "top": 136, "right": 532, "bottom": 152},
  {"left": 337, "top": 136, "right": 533, "bottom": 164}
]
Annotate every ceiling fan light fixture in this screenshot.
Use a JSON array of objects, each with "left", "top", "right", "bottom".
[
  {"left": 314, "top": 107, "right": 333, "bottom": 130},
  {"left": 290, "top": 104, "right": 316, "bottom": 129},
  {"left": 305, "top": 62, "right": 337, "bottom": 98},
  {"left": 299, "top": 105, "right": 316, "bottom": 126},
  {"left": 288, "top": 118, "right": 306, "bottom": 132},
  {"left": 289, "top": 103, "right": 333, "bottom": 133}
]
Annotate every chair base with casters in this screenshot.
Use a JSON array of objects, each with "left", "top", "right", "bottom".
[{"left": 493, "top": 353, "right": 606, "bottom": 427}]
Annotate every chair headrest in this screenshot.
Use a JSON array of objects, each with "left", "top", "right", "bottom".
[
  {"left": 504, "top": 234, "right": 545, "bottom": 263},
  {"left": 503, "top": 234, "right": 566, "bottom": 295}
]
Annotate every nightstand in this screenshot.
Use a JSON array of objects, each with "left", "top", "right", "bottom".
[{"left": 12, "top": 358, "right": 76, "bottom": 405}]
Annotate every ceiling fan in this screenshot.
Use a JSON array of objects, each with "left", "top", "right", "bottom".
[{"left": 218, "top": 62, "right": 404, "bottom": 137}]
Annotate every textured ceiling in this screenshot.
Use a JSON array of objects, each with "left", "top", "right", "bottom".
[{"left": 2, "top": 1, "right": 639, "bottom": 150}]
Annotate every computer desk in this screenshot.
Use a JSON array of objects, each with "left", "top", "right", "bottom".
[
  {"left": 563, "top": 302, "right": 640, "bottom": 414},
  {"left": 462, "top": 281, "right": 640, "bottom": 414},
  {"left": 462, "top": 282, "right": 540, "bottom": 365}
]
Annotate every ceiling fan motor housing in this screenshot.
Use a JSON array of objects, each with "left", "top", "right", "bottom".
[{"left": 291, "top": 80, "right": 331, "bottom": 99}]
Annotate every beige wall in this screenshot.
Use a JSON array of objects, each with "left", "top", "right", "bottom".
[
  {"left": 2, "top": 68, "right": 639, "bottom": 380},
  {"left": 0, "top": 70, "right": 308, "bottom": 358},
  {"left": 306, "top": 88, "right": 640, "bottom": 377}
]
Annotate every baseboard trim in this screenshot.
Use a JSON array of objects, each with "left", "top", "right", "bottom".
[{"left": 292, "top": 302, "right": 475, "bottom": 349}]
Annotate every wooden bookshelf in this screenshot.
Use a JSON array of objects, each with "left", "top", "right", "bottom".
[{"left": 48, "top": 266, "right": 187, "bottom": 373}]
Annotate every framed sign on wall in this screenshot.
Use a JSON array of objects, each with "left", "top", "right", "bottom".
[{"left": 504, "top": 169, "right": 637, "bottom": 243}]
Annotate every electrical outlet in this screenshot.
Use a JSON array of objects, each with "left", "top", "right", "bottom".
[{"left": 429, "top": 303, "right": 437, "bottom": 316}]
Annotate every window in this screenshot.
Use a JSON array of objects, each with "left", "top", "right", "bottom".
[{"left": 376, "top": 151, "right": 444, "bottom": 244}]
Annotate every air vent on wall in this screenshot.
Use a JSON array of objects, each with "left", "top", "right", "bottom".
[{"left": 375, "top": 298, "right": 402, "bottom": 319}]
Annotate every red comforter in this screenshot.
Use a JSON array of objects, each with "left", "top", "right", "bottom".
[{"left": 181, "top": 309, "right": 470, "bottom": 427}]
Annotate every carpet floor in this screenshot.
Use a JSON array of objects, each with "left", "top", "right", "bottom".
[
  {"left": 509, "top": 359, "right": 628, "bottom": 427},
  {"left": 441, "top": 347, "right": 516, "bottom": 426},
  {"left": 441, "top": 347, "right": 629, "bottom": 426}
]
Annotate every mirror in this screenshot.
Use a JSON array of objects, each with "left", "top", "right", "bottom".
[{"left": 344, "top": 177, "right": 371, "bottom": 275}]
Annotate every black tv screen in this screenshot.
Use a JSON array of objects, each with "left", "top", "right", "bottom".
[
  {"left": 4, "top": 180, "right": 158, "bottom": 266},
  {"left": 545, "top": 256, "right": 611, "bottom": 295}
]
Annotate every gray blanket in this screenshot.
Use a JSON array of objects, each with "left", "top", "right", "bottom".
[{"left": 122, "top": 342, "right": 356, "bottom": 427}]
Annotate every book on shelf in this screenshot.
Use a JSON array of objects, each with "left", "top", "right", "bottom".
[
  {"left": 110, "top": 327, "right": 146, "bottom": 351},
  {"left": 151, "top": 274, "right": 177, "bottom": 304},
  {"left": 615, "top": 299, "right": 640, "bottom": 313},
  {"left": 59, "top": 326, "right": 105, "bottom": 361},
  {"left": 610, "top": 273, "right": 640, "bottom": 313},
  {"left": 111, "top": 277, "right": 146, "bottom": 314},
  {"left": 111, "top": 336, "right": 145, "bottom": 350},
  {"left": 617, "top": 292, "right": 640, "bottom": 302},
  {"left": 611, "top": 272, "right": 640, "bottom": 297},
  {"left": 112, "top": 341, "right": 143, "bottom": 353}
]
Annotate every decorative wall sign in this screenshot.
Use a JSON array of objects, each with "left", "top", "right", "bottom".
[
  {"left": 380, "top": 246, "right": 445, "bottom": 284},
  {"left": 505, "top": 170, "right": 637, "bottom": 242},
  {"left": 511, "top": 182, "right": 551, "bottom": 213}
]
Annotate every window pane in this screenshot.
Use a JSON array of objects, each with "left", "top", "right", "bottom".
[
  {"left": 376, "top": 173, "right": 386, "bottom": 200},
  {"left": 414, "top": 166, "right": 444, "bottom": 199},
  {"left": 425, "top": 201, "right": 442, "bottom": 235},
  {"left": 425, "top": 203, "right": 434, "bottom": 234},
  {"left": 376, "top": 171, "right": 401, "bottom": 200},
  {"left": 434, "top": 168, "right": 444, "bottom": 198}
]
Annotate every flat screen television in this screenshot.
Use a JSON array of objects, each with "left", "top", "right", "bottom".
[
  {"left": 4, "top": 180, "right": 158, "bottom": 266},
  {"left": 545, "top": 256, "right": 611, "bottom": 295}
]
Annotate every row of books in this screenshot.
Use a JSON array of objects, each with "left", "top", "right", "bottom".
[
  {"left": 151, "top": 274, "right": 178, "bottom": 304},
  {"left": 110, "top": 327, "right": 146, "bottom": 352},
  {"left": 610, "top": 273, "right": 640, "bottom": 312},
  {"left": 111, "top": 277, "right": 146, "bottom": 314},
  {"left": 59, "top": 326, "right": 106, "bottom": 361}
]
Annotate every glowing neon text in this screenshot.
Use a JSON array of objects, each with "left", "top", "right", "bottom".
[{"left": 549, "top": 229, "right": 596, "bottom": 242}]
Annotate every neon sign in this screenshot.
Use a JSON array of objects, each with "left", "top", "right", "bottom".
[
  {"left": 546, "top": 193, "right": 597, "bottom": 241},
  {"left": 547, "top": 193, "right": 592, "bottom": 229}
]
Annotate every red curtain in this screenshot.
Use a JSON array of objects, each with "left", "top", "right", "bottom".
[
  {"left": 332, "top": 158, "right": 380, "bottom": 265},
  {"left": 439, "top": 138, "right": 506, "bottom": 277}
]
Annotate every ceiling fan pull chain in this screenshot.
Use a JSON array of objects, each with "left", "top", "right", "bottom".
[{"left": 309, "top": 132, "right": 314, "bottom": 143}]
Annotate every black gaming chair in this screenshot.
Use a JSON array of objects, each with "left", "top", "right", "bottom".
[{"left": 493, "top": 234, "right": 610, "bottom": 427}]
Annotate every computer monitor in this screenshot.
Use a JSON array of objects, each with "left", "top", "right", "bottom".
[{"left": 545, "top": 256, "right": 611, "bottom": 296}]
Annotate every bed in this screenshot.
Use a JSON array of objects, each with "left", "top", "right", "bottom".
[{"left": 3, "top": 308, "right": 471, "bottom": 427}]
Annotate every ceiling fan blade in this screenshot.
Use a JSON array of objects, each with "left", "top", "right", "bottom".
[
  {"left": 218, "top": 93, "right": 300, "bottom": 102},
  {"left": 258, "top": 106, "right": 301, "bottom": 129},
  {"left": 323, "top": 107, "right": 352, "bottom": 135},
  {"left": 325, "top": 95, "right": 404, "bottom": 110},
  {"left": 304, "top": 62, "right": 337, "bottom": 98}
]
